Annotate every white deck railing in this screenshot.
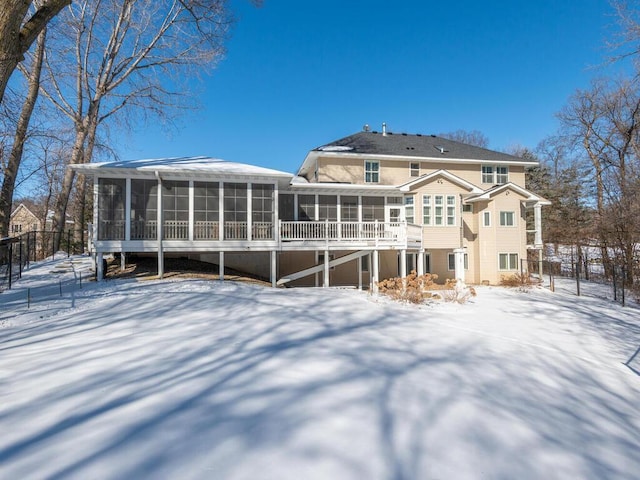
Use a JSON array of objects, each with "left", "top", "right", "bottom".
[{"left": 96, "top": 219, "right": 422, "bottom": 247}]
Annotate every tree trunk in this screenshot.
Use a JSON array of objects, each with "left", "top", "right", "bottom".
[{"left": 0, "top": 28, "right": 46, "bottom": 237}]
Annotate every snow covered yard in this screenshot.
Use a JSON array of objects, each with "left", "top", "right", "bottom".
[{"left": 1, "top": 257, "right": 639, "bottom": 480}]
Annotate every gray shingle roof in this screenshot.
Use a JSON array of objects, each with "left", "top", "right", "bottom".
[{"left": 315, "top": 131, "right": 531, "bottom": 163}]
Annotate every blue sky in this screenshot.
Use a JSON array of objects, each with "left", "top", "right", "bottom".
[{"left": 116, "top": 0, "right": 625, "bottom": 174}]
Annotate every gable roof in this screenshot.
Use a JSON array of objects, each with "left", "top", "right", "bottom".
[
  {"left": 466, "top": 182, "right": 552, "bottom": 205},
  {"left": 10, "top": 203, "right": 39, "bottom": 220},
  {"left": 398, "top": 169, "right": 483, "bottom": 193}
]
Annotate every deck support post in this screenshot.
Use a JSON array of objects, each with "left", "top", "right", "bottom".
[
  {"left": 120, "top": 252, "right": 126, "bottom": 271},
  {"left": 156, "top": 171, "right": 164, "bottom": 279},
  {"left": 323, "top": 249, "right": 330, "bottom": 287},
  {"left": 271, "top": 250, "right": 277, "bottom": 287},
  {"left": 358, "top": 251, "right": 362, "bottom": 290},
  {"left": 372, "top": 249, "right": 379, "bottom": 294},
  {"left": 417, "top": 250, "right": 424, "bottom": 276},
  {"left": 453, "top": 247, "right": 465, "bottom": 283},
  {"left": 400, "top": 249, "right": 407, "bottom": 278},
  {"left": 97, "top": 252, "right": 104, "bottom": 282},
  {"left": 219, "top": 251, "right": 225, "bottom": 281}
]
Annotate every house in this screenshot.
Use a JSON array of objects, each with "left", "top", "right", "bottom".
[
  {"left": 73, "top": 126, "right": 550, "bottom": 288},
  {"left": 8, "top": 203, "right": 42, "bottom": 237}
]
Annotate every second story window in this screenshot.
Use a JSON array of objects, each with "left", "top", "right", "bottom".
[
  {"left": 404, "top": 196, "right": 414, "bottom": 224},
  {"left": 482, "top": 164, "right": 509, "bottom": 184},
  {"left": 365, "top": 160, "right": 379, "bottom": 183},
  {"left": 422, "top": 195, "right": 431, "bottom": 225},
  {"left": 410, "top": 162, "right": 420, "bottom": 177},
  {"left": 500, "top": 211, "right": 515, "bottom": 226},
  {"left": 446, "top": 195, "right": 456, "bottom": 226}
]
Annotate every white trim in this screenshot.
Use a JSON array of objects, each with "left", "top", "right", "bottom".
[{"left": 399, "top": 169, "right": 483, "bottom": 193}]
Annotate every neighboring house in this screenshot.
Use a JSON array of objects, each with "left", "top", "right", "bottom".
[
  {"left": 8, "top": 203, "right": 42, "bottom": 237},
  {"left": 73, "top": 126, "right": 550, "bottom": 287}
]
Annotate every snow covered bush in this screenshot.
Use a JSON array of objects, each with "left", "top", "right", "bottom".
[
  {"left": 377, "top": 271, "right": 439, "bottom": 304},
  {"left": 439, "top": 279, "right": 477, "bottom": 304}
]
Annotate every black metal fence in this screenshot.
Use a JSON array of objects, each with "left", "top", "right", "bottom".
[
  {"left": 0, "top": 230, "right": 75, "bottom": 292},
  {"left": 525, "top": 256, "right": 637, "bottom": 307}
]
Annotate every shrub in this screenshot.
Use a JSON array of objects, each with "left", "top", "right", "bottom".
[
  {"left": 377, "top": 270, "right": 439, "bottom": 304},
  {"left": 500, "top": 273, "right": 537, "bottom": 292},
  {"left": 439, "top": 279, "right": 477, "bottom": 304}
]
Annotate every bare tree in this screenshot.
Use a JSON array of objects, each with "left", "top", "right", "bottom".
[
  {"left": 40, "top": 0, "right": 234, "bottom": 250},
  {"left": 0, "top": 27, "right": 46, "bottom": 238},
  {"left": 0, "top": 0, "right": 70, "bottom": 104},
  {"left": 439, "top": 129, "right": 490, "bottom": 148},
  {"left": 558, "top": 77, "right": 640, "bottom": 284}
]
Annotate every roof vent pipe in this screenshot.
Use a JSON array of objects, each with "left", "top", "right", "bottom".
[
  {"left": 363, "top": 124, "right": 370, "bottom": 132},
  {"left": 382, "top": 122, "right": 387, "bottom": 136}
]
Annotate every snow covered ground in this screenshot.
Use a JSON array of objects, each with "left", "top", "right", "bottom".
[{"left": 1, "top": 256, "right": 639, "bottom": 480}]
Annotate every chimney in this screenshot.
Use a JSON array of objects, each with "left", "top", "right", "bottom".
[{"left": 382, "top": 122, "right": 387, "bottom": 136}]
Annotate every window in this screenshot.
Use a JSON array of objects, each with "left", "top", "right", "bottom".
[
  {"left": 224, "top": 183, "right": 248, "bottom": 239},
  {"left": 499, "top": 211, "right": 515, "bottom": 226},
  {"left": 131, "top": 179, "right": 158, "bottom": 239},
  {"left": 365, "top": 160, "right": 379, "bottom": 183},
  {"left": 98, "top": 178, "right": 125, "bottom": 240},
  {"left": 482, "top": 164, "right": 509, "bottom": 184},
  {"left": 448, "top": 253, "right": 469, "bottom": 270},
  {"left": 278, "top": 194, "right": 295, "bottom": 221},
  {"left": 422, "top": 195, "right": 431, "bottom": 225},
  {"left": 386, "top": 197, "right": 402, "bottom": 205},
  {"left": 194, "top": 182, "right": 220, "bottom": 240},
  {"left": 410, "top": 162, "right": 420, "bottom": 177},
  {"left": 496, "top": 166, "right": 509, "bottom": 184},
  {"left": 252, "top": 184, "right": 274, "bottom": 223},
  {"left": 424, "top": 253, "right": 431, "bottom": 273},
  {"left": 483, "top": 211, "right": 491, "bottom": 227},
  {"left": 341, "top": 196, "right": 358, "bottom": 221},
  {"left": 446, "top": 195, "right": 456, "bottom": 226},
  {"left": 12, "top": 224, "right": 22, "bottom": 233},
  {"left": 499, "top": 253, "right": 519, "bottom": 270},
  {"left": 462, "top": 204, "right": 473, "bottom": 213},
  {"left": 298, "top": 194, "right": 316, "bottom": 221},
  {"left": 434, "top": 195, "right": 444, "bottom": 225},
  {"left": 362, "top": 196, "right": 384, "bottom": 221},
  {"left": 482, "top": 165, "right": 494, "bottom": 184},
  {"left": 404, "top": 196, "right": 414, "bottom": 224},
  {"left": 318, "top": 195, "right": 337, "bottom": 221}
]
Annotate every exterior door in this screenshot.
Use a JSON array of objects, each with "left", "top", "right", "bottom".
[{"left": 385, "top": 206, "right": 403, "bottom": 224}]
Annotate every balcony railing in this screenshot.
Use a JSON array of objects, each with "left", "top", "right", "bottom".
[{"left": 96, "top": 219, "right": 421, "bottom": 247}]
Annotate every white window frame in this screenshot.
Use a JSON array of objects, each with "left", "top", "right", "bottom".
[
  {"left": 446, "top": 195, "right": 456, "bottom": 226},
  {"left": 410, "top": 162, "right": 420, "bottom": 177},
  {"left": 499, "top": 253, "right": 519, "bottom": 270},
  {"left": 404, "top": 196, "right": 414, "bottom": 224},
  {"left": 434, "top": 195, "right": 444, "bottom": 226},
  {"left": 483, "top": 210, "right": 491, "bottom": 227},
  {"left": 482, "top": 164, "right": 509, "bottom": 184},
  {"left": 499, "top": 211, "right": 516, "bottom": 227},
  {"left": 422, "top": 195, "right": 431, "bottom": 226},
  {"left": 365, "top": 160, "right": 379, "bottom": 183}
]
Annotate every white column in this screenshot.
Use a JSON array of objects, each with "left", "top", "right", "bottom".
[
  {"left": 271, "top": 250, "right": 277, "bottom": 287},
  {"left": 372, "top": 249, "right": 379, "bottom": 293},
  {"left": 453, "top": 247, "right": 465, "bottom": 283},
  {"left": 219, "top": 182, "right": 224, "bottom": 240},
  {"left": 156, "top": 173, "right": 163, "bottom": 279},
  {"left": 188, "top": 180, "right": 194, "bottom": 241},
  {"left": 247, "top": 183, "right": 252, "bottom": 241},
  {"left": 417, "top": 250, "right": 424, "bottom": 276},
  {"left": 125, "top": 177, "right": 131, "bottom": 241},
  {"left": 120, "top": 252, "right": 126, "bottom": 271},
  {"left": 219, "top": 251, "right": 224, "bottom": 281},
  {"left": 534, "top": 203, "right": 542, "bottom": 247},
  {"left": 273, "top": 182, "right": 279, "bottom": 243},
  {"left": 357, "top": 252, "right": 362, "bottom": 290},
  {"left": 400, "top": 249, "right": 407, "bottom": 278},
  {"left": 93, "top": 180, "right": 100, "bottom": 244},
  {"left": 323, "top": 249, "right": 330, "bottom": 287}
]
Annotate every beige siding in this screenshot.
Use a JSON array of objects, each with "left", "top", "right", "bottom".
[{"left": 315, "top": 156, "right": 527, "bottom": 189}]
